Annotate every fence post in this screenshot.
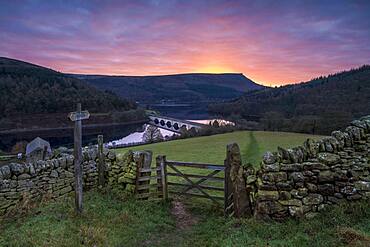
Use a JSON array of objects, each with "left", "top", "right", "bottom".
[
  {"left": 156, "top": 155, "right": 168, "bottom": 200},
  {"left": 97, "top": 135, "right": 105, "bottom": 187},
  {"left": 226, "top": 143, "right": 252, "bottom": 218}
]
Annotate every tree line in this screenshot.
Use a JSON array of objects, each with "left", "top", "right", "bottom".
[
  {"left": 0, "top": 57, "right": 137, "bottom": 119},
  {"left": 209, "top": 65, "right": 370, "bottom": 135}
]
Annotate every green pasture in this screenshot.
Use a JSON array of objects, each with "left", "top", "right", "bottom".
[
  {"left": 1, "top": 131, "right": 369, "bottom": 247},
  {"left": 117, "top": 131, "right": 323, "bottom": 166},
  {"left": 117, "top": 131, "right": 323, "bottom": 198}
]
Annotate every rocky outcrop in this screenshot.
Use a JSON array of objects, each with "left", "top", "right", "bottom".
[{"left": 252, "top": 116, "right": 370, "bottom": 220}]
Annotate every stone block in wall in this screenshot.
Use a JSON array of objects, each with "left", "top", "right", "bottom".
[
  {"left": 256, "top": 190, "right": 279, "bottom": 201},
  {"left": 317, "top": 184, "right": 334, "bottom": 195},
  {"left": 302, "top": 194, "right": 323, "bottom": 205},
  {"left": 276, "top": 182, "right": 293, "bottom": 191},
  {"left": 328, "top": 196, "right": 342, "bottom": 204},
  {"left": 337, "top": 151, "right": 350, "bottom": 159},
  {"left": 279, "top": 191, "right": 291, "bottom": 200},
  {"left": 317, "top": 153, "right": 340, "bottom": 165},
  {"left": 261, "top": 172, "right": 287, "bottom": 183},
  {"left": 17, "top": 174, "right": 31, "bottom": 180},
  {"left": 361, "top": 175, "right": 370, "bottom": 182},
  {"left": 66, "top": 155, "right": 74, "bottom": 166},
  {"left": 0, "top": 166, "right": 11, "bottom": 179},
  {"left": 277, "top": 147, "right": 290, "bottom": 162},
  {"left": 342, "top": 132, "right": 354, "bottom": 147},
  {"left": 280, "top": 163, "right": 303, "bottom": 172},
  {"left": 347, "top": 194, "right": 362, "bottom": 200},
  {"left": 289, "top": 172, "right": 304, "bottom": 183},
  {"left": 318, "top": 170, "right": 335, "bottom": 183},
  {"left": 2, "top": 191, "right": 20, "bottom": 200},
  {"left": 331, "top": 131, "right": 346, "bottom": 148},
  {"left": 0, "top": 198, "right": 16, "bottom": 211},
  {"left": 298, "top": 188, "right": 308, "bottom": 196},
  {"left": 340, "top": 186, "right": 357, "bottom": 196},
  {"left": 58, "top": 157, "right": 67, "bottom": 169},
  {"left": 345, "top": 126, "right": 363, "bottom": 141},
  {"left": 302, "top": 170, "right": 314, "bottom": 177},
  {"left": 288, "top": 206, "right": 305, "bottom": 218},
  {"left": 107, "top": 150, "right": 116, "bottom": 161},
  {"left": 246, "top": 174, "right": 257, "bottom": 185},
  {"left": 303, "top": 139, "right": 320, "bottom": 158},
  {"left": 351, "top": 119, "right": 369, "bottom": 130},
  {"left": 262, "top": 152, "right": 277, "bottom": 164},
  {"left": 288, "top": 148, "right": 301, "bottom": 163},
  {"left": 255, "top": 200, "right": 286, "bottom": 215},
  {"left": 17, "top": 179, "right": 34, "bottom": 189},
  {"left": 290, "top": 188, "right": 308, "bottom": 199},
  {"left": 54, "top": 186, "right": 72, "bottom": 196},
  {"left": 9, "top": 163, "right": 24, "bottom": 176},
  {"left": 261, "top": 162, "right": 280, "bottom": 172},
  {"left": 333, "top": 170, "right": 349, "bottom": 181},
  {"left": 306, "top": 183, "right": 317, "bottom": 192},
  {"left": 279, "top": 199, "right": 302, "bottom": 207},
  {"left": 354, "top": 181, "right": 370, "bottom": 191}
]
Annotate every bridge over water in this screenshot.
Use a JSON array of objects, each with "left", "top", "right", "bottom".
[{"left": 148, "top": 115, "right": 205, "bottom": 133}]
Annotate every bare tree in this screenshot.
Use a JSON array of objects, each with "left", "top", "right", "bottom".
[
  {"left": 142, "top": 125, "right": 163, "bottom": 143},
  {"left": 212, "top": 120, "right": 220, "bottom": 128}
]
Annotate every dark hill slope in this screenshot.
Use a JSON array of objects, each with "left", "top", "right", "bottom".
[
  {"left": 209, "top": 65, "right": 370, "bottom": 134},
  {"left": 0, "top": 57, "right": 136, "bottom": 118},
  {"left": 73, "top": 73, "right": 263, "bottom": 103}
]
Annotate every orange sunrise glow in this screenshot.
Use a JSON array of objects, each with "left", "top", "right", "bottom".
[{"left": 1, "top": 1, "right": 369, "bottom": 85}]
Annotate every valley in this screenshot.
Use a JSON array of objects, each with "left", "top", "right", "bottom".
[
  {"left": 73, "top": 73, "right": 263, "bottom": 104},
  {"left": 1, "top": 1, "right": 370, "bottom": 246}
]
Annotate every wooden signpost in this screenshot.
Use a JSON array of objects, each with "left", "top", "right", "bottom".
[{"left": 68, "top": 103, "right": 90, "bottom": 214}]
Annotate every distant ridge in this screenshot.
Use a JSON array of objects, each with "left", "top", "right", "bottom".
[
  {"left": 209, "top": 65, "right": 370, "bottom": 134},
  {"left": 72, "top": 72, "right": 264, "bottom": 103},
  {"left": 0, "top": 57, "right": 136, "bottom": 118}
]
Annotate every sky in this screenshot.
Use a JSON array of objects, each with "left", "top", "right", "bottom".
[{"left": 0, "top": 0, "right": 369, "bottom": 86}]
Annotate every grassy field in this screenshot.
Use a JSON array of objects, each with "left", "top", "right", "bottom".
[
  {"left": 116, "top": 131, "right": 324, "bottom": 166},
  {"left": 116, "top": 131, "right": 324, "bottom": 198},
  {"left": 3, "top": 131, "right": 369, "bottom": 246},
  {"left": 1, "top": 191, "right": 370, "bottom": 247}
]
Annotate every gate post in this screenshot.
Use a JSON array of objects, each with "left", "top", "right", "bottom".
[
  {"left": 156, "top": 155, "right": 168, "bottom": 201},
  {"left": 224, "top": 153, "right": 233, "bottom": 216},
  {"left": 225, "top": 143, "right": 252, "bottom": 218}
]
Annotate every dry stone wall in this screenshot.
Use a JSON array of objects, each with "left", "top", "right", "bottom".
[
  {"left": 107, "top": 150, "right": 152, "bottom": 196},
  {"left": 108, "top": 151, "right": 138, "bottom": 195},
  {"left": 0, "top": 147, "right": 117, "bottom": 216},
  {"left": 252, "top": 116, "right": 370, "bottom": 220}
]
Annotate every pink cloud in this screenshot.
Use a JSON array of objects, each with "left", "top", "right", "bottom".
[{"left": 0, "top": 0, "right": 369, "bottom": 85}]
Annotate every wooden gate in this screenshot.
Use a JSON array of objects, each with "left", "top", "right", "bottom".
[
  {"left": 156, "top": 155, "right": 234, "bottom": 216},
  {"left": 134, "top": 143, "right": 251, "bottom": 217}
]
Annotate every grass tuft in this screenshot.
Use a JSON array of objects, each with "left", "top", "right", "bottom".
[
  {"left": 337, "top": 227, "right": 370, "bottom": 246},
  {"left": 1, "top": 192, "right": 370, "bottom": 246},
  {"left": 79, "top": 224, "right": 107, "bottom": 246}
]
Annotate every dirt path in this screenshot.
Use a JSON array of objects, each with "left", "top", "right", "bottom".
[
  {"left": 170, "top": 199, "right": 197, "bottom": 230},
  {"left": 142, "top": 199, "right": 198, "bottom": 246}
]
